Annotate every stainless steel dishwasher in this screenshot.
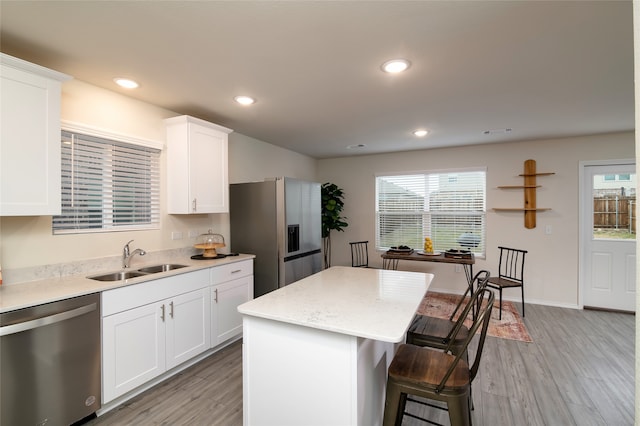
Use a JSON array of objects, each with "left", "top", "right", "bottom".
[{"left": 1, "top": 292, "right": 101, "bottom": 426}]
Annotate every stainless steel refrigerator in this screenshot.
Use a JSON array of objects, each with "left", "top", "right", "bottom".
[{"left": 230, "top": 177, "right": 322, "bottom": 297}]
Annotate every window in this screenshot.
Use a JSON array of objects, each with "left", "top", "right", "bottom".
[
  {"left": 375, "top": 169, "right": 486, "bottom": 256},
  {"left": 53, "top": 124, "right": 161, "bottom": 234}
]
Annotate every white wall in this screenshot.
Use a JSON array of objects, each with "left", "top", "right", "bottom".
[
  {"left": 317, "top": 132, "right": 634, "bottom": 307},
  {"left": 229, "top": 132, "right": 317, "bottom": 184},
  {"left": 0, "top": 79, "right": 317, "bottom": 275},
  {"left": 0, "top": 75, "right": 634, "bottom": 309}
]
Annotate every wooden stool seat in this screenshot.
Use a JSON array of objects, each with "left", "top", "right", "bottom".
[
  {"left": 407, "top": 315, "right": 471, "bottom": 349},
  {"left": 388, "top": 345, "right": 470, "bottom": 391},
  {"left": 406, "top": 270, "right": 490, "bottom": 356}
]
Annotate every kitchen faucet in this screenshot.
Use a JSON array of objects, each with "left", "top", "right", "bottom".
[{"left": 123, "top": 240, "right": 146, "bottom": 268}]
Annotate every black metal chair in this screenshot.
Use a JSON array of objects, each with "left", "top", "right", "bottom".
[
  {"left": 486, "top": 246, "right": 527, "bottom": 320},
  {"left": 349, "top": 241, "right": 374, "bottom": 268},
  {"left": 383, "top": 288, "right": 495, "bottom": 426}
]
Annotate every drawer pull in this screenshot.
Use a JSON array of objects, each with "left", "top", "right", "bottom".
[{"left": 231, "top": 269, "right": 242, "bottom": 274}]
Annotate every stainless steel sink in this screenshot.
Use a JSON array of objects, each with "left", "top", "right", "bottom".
[
  {"left": 88, "top": 263, "right": 188, "bottom": 281},
  {"left": 88, "top": 271, "right": 147, "bottom": 281},
  {"left": 137, "top": 264, "right": 188, "bottom": 274}
]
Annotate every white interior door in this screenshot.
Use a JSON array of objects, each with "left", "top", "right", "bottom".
[{"left": 581, "top": 162, "right": 636, "bottom": 311}]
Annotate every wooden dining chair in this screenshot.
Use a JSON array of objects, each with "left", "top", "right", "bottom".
[
  {"left": 406, "top": 270, "right": 491, "bottom": 356},
  {"left": 349, "top": 241, "right": 373, "bottom": 268},
  {"left": 487, "top": 246, "right": 527, "bottom": 320},
  {"left": 383, "top": 288, "right": 495, "bottom": 426}
]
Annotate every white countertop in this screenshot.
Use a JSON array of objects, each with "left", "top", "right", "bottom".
[
  {"left": 0, "top": 254, "right": 255, "bottom": 313},
  {"left": 238, "top": 266, "right": 433, "bottom": 343}
]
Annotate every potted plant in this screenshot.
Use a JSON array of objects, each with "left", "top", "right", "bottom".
[{"left": 321, "top": 182, "right": 348, "bottom": 268}]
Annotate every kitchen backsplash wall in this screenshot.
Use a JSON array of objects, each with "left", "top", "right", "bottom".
[{"left": 3, "top": 247, "right": 197, "bottom": 285}]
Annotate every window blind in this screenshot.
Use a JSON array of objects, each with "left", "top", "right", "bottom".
[
  {"left": 53, "top": 130, "right": 160, "bottom": 234},
  {"left": 375, "top": 169, "right": 486, "bottom": 256}
]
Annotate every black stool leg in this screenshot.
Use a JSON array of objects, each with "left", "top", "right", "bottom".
[
  {"left": 447, "top": 391, "right": 471, "bottom": 426},
  {"left": 383, "top": 380, "right": 403, "bottom": 426}
]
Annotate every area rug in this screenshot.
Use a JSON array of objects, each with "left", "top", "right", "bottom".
[{"left": 416, "top": 292, "right": 533, "bottom": 343}]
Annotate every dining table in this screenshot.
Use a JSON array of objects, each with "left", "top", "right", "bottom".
[{"left": 381, "top": 249, "right": 477, "bottom": 317}]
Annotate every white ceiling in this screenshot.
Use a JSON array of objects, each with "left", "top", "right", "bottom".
[{"left": 0, "top": 1, "right": 634, "bottom": 159}]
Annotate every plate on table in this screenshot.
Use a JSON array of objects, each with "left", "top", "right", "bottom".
[
  {"left": 417, "top": 251, "right": 441, "bottom": 256},
  {"left": 388, "top": 246, "right": 414, "bottom": 254}
]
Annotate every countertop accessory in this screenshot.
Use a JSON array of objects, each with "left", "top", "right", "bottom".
[{"left": 194, "top": 230, "right": 225, "bottom": 258}]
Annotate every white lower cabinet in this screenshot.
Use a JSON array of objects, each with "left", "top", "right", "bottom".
[
  {"left": 212, "top": 274, "right": 253, "bottom": 346},
  {"left": 166, "top": 288, "right": 211, "bottom": 368},
  {"left": 211, "top": 260, "right": 254, "bottom": 347},
  {"left": 101, "top": 271, "right": 211, "bottom": 404},
  {"left": 101, "top": 260, "right": 254, "bottom": 406},
  {"left": 102, "top": 301, "right": 166, "bottom": 403}
]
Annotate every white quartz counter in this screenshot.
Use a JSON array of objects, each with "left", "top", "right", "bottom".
[
  {"left": 238, "top": 266, "right": 433, "bottom": 342},
  {"left": 0, "top": 254, "right": 255, "bottom": 313}
]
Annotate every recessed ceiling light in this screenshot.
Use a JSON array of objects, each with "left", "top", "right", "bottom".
[
  {"left": 347, "top": 144, "right": 367, "bottom": 149},
  {"left": 483, "top": 128, "right": 512, "bottom": 135},
  {"left": 113, "top": 78, "right": 139, "bottom": 89},
  {"left": 234, "top": 95, "right": 255, "bottom": 105},
  {"left": 413, "top": 129, "right": 428, "bottom": 137},
  {"left": 381, "top": 59, "right": 411, "bottom": 73}
]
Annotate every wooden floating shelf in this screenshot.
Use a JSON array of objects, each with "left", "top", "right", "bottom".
[
  {"left": 494, "top": 159, "right": 554, "bottom": 229},
  {"left": 519, "top": 172, "right": 555, "bottom": 177}
]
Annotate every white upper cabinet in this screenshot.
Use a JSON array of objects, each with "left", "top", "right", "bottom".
[
  {"left": 0, "top": 54, "right": 71, "bottom": 216},
  {"left": 165, "top": 115, "right": 233, "bottom": 214}
]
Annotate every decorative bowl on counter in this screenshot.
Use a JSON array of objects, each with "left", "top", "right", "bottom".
[{"left": 194, "top": 230, "right": 225, "bottom": 258}]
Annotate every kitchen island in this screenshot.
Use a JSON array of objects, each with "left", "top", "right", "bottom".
[{"left": 238, "top": 266, "right": 433, "bottom": 426}]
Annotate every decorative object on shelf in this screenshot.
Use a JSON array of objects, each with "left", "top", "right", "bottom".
[
  {"left": 493, "top": 159, "right": 554, "bottom": 229},
  {"left": 321, "top": 182, "right": 348, "bottom": 269},
  {"left": 194, "top": 230, "right": 225, "bottom": 258}
]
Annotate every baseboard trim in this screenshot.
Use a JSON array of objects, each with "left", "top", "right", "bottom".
[{"left": 584, "top": 305, "right": 636, "bottom": 315}]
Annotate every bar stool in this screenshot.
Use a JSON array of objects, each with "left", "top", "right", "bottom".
[
  {"left": 406, "top": 270, "right": 491, "bottom": 356},
  {"left": 383, "top": 289, "right": 495, "bottom": 426}
]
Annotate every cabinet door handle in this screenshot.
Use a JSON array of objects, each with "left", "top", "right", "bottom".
[
  {"left": 214, "top": 288, "right": 218, "bottom": 303},
  {"left": 192, "top": 198, "right": 197, "bottom": 212},
  {"left": 169, "top": 301, "right": 174, "bottom": 318},
  {"left": 160, "top": 304, "right": 165, "bottom": 322}
]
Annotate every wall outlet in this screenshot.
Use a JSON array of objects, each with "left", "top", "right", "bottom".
[
  {"left": 188, "top": 230, "right": 198, "bottom": 238},
  {"left": 171, "top": 231, "right": 183, "bottom": 240},
  {"left": 455, "top": 265, "right": 462, "bottom": 273},
  {"left": 545, "top": 225, "right": 552, "bottom": 235}
]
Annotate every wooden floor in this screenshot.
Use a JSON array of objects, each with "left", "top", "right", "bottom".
[{"left": 89, "top": 304, "right": 635, "bottom": 426}]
